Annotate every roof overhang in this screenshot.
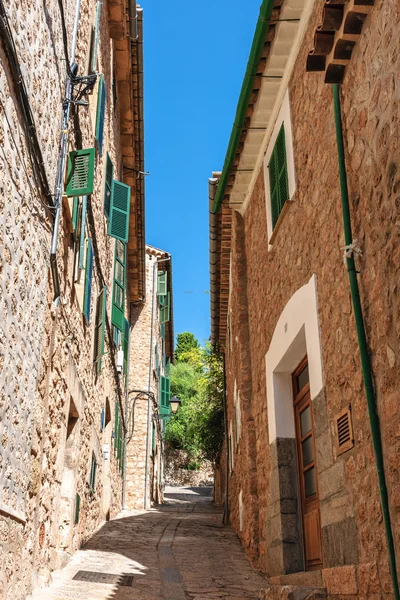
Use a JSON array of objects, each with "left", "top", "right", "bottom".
[
  {"left": 215, "top": 0, "right": 316, "bottom": 216},
  {"left": 146, "top": 245, "right": 175, "bottom": 362},
  {"left": 209, "top": 174, "right": 232, "bottom": 350},
  {"left": 108, "top": 1, "right": 146, "bottom": 303}
]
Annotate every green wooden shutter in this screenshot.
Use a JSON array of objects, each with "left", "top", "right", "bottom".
[
  {"left": 159, "top": 376, "right": 170, "bottom": 416},
  {"left": 79, "top": 196, "right": 87, "bottom": 269},
  {"left": 95, "top": 74, "right": 106, "bottom": 156},
  {"left": 268, "top": 124, "right": 289, "bottom": 229},
  {"left": 111, "top": 240, "right": 126, "bottom": 331},
  {"left": 65, "top": 148, "right": 95, "bottom": 197},
  {"left": 90, "top": 453, "right": 97, "bottom": 491},
  {"left": 114, "top": 402, "right": 119, "bottom": 449},
  {"left": 165, "top": 376, "right": 170, "bottom": 406},
  {"left": 160, "top": 323, "right": 166, "bottom": 339},
  {"left": 72, "top": 197, "right": 79, "bottom": 241},
  {"left": 276, "top": 125, "right": 289, "bottom": 207},
  {"left": 268, "top": 147, "right": 279, "bottom": 228},
  {"left": 94, "top": 286, "right": 106, "bottom": 372},
  {"left": 91, "top": 0, "right": 101, "bottom": 72},
  {"left": 83, "top": 238, "right": 94, "bottom": 323},
  {"left": 104, "top": 153, "right": 114, "bottom": 218},
  {"left": 108, "top": 180, "right": 130, "bottom": 243},
  {"left": 157, "top": 272, "right": 167, "bottom": 296},
  {"left": 117, "top": 420, "right": 122, "bottom": 463},
  {"left": 74, "top": 493, "right": 81, "bottom": 524},
  {"left": 155, "top": 342, "right": 160, "bottom": 378},
  {"left": 159, "top": 292, "right": 170, "bottom": 324}
]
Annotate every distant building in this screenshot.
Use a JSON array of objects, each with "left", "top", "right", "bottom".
[
  {"left": 125, "top": 245, "right": 174, "bottom": 510},
  {"left": 0, "top": 0, "right": 147, "bottom": 597},
  {"left": 210, "top": 0, "right": 399, "bottom": 597}
]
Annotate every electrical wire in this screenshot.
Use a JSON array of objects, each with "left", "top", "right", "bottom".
[
  {"left": 0, "top": 0, "right": 53, "bottom": 208},
  {"left": 57, "top": 0, "right": 73, "bottom": 79}
]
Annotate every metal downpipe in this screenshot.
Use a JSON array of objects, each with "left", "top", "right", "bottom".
[
  {"left": 332, "top": 83, "right": 399, "bottom": 599},
  {"left": 222, "top": 352, "right": 229, "bottom": 525}
]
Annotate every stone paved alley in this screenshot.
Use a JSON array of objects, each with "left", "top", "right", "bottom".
[{"left": 28, "top": 487, "right": 266, "bottom": 600}]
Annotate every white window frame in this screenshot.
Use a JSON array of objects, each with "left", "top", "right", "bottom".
[{"left": 263, "top": 89, "right": 296, "bottom": 248}]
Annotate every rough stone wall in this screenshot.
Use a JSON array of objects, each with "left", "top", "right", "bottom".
[
  {"left": 164, "top": 449, "right": 213, "bottom": 487},
  {"left": 218, "top": 0, "right": 400, "bottom": 596},
  {"left": 0, "top": 1, "right": 131, "bottom": 597},
  {"left": 126, "top": 249, "right": 165, "bottom": 510}
]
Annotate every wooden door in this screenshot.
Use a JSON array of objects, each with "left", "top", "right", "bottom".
[{"left": 293, "top": 358, "right": 323, "bottom": 570}]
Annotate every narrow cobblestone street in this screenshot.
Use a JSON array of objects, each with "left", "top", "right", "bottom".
[{"left": 29, "top": 487, "right": 266, "bottom": 600}]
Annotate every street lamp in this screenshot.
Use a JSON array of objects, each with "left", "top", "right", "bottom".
[{"left": 169, "top": 396, "right": 181, "bottom": 415}]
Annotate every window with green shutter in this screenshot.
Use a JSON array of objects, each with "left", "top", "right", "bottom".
[
  {"left": 159, "top": 292, "right": 170, "bottom": 324},
  {"left": 65, "top": 148, "right": 95, "bottom": 197},
  {"left": 78, "top": 196, "right": 87, "bottom": 270},
  {"left": 157, "top": 271, "right": 167, "bottom": 296},
  {"left": 152, "top": 424, "right": 156, "bottom": 455},
  {"left": 159, "top": 376, "right": 170, "bottom": 416},
  {"left": 74, "top": 493, "right": 81, "bottom": 524},
  {"left": 94, "top": 286, "right": 106, "bottom": 372},
  {"left": 95, "top": 74, "right": 106, "bottom": 156},
  {"left": 83, "top": 238, "right": 94, "bottom": 323},
  {"left": 72, "top": 197, "right": 79, "bottom": 241},
  {"left": 155, "top": 342, "right": 160, "bottom": 379},
  {"left": 104, "top": 153, "right": 114, "bottom": 218},
  {"left": 111, "top": 240, "right": 126, "bottom": 331},
  {"left": 114, "top": 401, "right": 119, "bottom": 450},
  {"left": 268, "top": 124, "right": 289, "bottom": 229},
  {"left": 89, "top": 452, "right": 97, "bottom": 491},
  {"left": 160, "top": 323, "right": 166, "bottom": 339},
  {"left": 108, "top": 180, "right": 130, "bottom": 243}
]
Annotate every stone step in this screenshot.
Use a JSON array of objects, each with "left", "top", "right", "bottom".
[
  {"left": 269, "top": 571, "right": 324, "bottom": 588},
  {"left": 260, "top": 585, "right": 327, "bottom": 600}
]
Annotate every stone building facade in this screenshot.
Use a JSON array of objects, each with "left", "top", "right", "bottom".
[
  {"left": 210, "top": 0, "right": 400, "bottom": 597},
  {"left": 0, "top": 0, "right": 146, "bottom": 598},
  {"left": 125, "top": 245, "right": 174, "bottom": 510}
]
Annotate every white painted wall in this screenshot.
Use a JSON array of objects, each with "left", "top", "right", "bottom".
[{"left": 265, "top": 275, "right": 324, "bottom": 443}]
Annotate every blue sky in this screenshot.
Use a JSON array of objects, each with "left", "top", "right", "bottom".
[{"left": 143, "top": 0, "right": 261, "bottom": 345}]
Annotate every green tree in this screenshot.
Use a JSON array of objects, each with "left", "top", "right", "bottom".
[
  {"left": 166, "top": 335, "right": 224, "bottom": 466},
  {"left": 175, "top": 332, "right": 200, "bottom": 362}
]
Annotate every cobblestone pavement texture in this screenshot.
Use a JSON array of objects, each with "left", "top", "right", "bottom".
[{"left": 28, "top": 486, "right": 267, "bottom": 600}]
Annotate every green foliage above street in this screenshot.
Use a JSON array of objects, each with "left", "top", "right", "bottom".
[
  {"left": 174, "top": 332, "right": 200, "bottom": 362},
  {"left": 165, "top": 333, "right": 224, "bottom": 466}
]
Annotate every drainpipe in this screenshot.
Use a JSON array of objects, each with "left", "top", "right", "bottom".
[
  {"left": 144, "top": 255, "right": 171, "bottom": 509},
  {"left": 211, "top": 0, "right": 275, "bottom": 214},
  {"left": 222, "top": 353, "right": 229, "bottom": 525},
  {"left": 332, "top": 83, "right": 399, "bottom": 600},
  {"left": 128, "top": 0, "right": 138, "bottom": 40},
  {"left": 209, "top": 175, "right": 229, "bottom": 522},
  {"left": 50, "top": 0, "right": 82, "bottom": 306}
]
